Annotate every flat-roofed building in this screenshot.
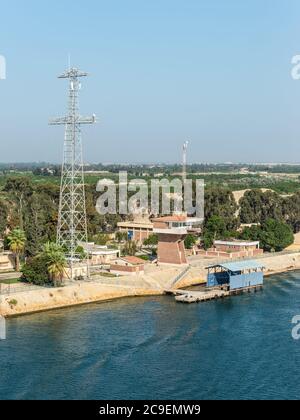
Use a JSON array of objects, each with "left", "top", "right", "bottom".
[
  {"left": 110, "top": 256, "right": 145, "bottom": 276},
  {"left": 207, "top": 260, "right": 264, "bottom": 291},
  {"left": 79, "top": 242, "right": 120, "bottom": 266},
  {"left": 214, "top": 240, "right": 261, "bottom": 253},
  {"left": 117, "top": 213, "right": 154, "bottom": 244},
  {"left": 0, "top": 252, "right": 15, "bottom": 272},
  {"left": 197, "top": 239, "right": 263, "bottom": 259}
]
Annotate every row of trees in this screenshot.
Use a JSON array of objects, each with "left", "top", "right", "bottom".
[
  {"left": 0, "top": 176, "right": 123, "bottom": 256},
  {"left": 202, "top": 215, "right": 294, "bottom": 252},
  {"left": 4, "top": 228, "right": 66, "bottom": 286},
  {"left": 240, "top": 189, "right": 300, "bottom": 232}
]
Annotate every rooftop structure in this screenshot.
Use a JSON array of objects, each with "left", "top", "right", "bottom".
[
  {"left": 214, "top": 240, "right": 260, "bottom": 250},
  {"left": 153, "top": 215, "right": 202, "bottom": 235},
  {"left": 79, "top": 242, "right": 120, "bottom": 266},
  {"left": 207, "top": 260, "right": 265, "bottom": 291},
  {"left": 153, "top": 214, "right": 202, "bottom": 265}
]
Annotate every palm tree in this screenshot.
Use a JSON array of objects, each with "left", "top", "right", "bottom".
[
  {"left": 7, "top": 228, "right": 26, "bottom": 272},
  {"left": 122, "top": 240, "right": 138, "bottom": 256},
  {"left": 41, "top": 242, "right": 67, "bottom": 287}
]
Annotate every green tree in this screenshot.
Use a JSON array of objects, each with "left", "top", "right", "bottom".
[
  {"left": 184, "top": 234, "right": 197, "bottom": 250},
  {"left": 7, "top": 228, "right": 26, "bottom": 271},
  {"left": 21, "top": 255, "right": 50, "bottom": 286},
  {"left": 116, "top": 231, "right": 128, "bottom": 243},
  {"left": 205, "top": 216, "right": 226, "bottom": 238},
  {"left": 240, "top": 189, "right": 284, "bottom": 225},
  {"left": 203, "top": 232, "right": 214, "bottom": 250},
  {"left": 75, "top": 245, "right": 88, "bottom": 261},
  {"left": 143, "top": 234, "right": 158, "bottom": 247},
  {"left": 259, "top": 219, "right": 294, "bottom": 252},
  {"left": 202, "top": 215, "right": 237, "bottom": 250},
  {"left": 94, "top": 233, "right": 110, "bottom": 246},
  {"left": 282, "top": 191, "right": 300, "bottom": 233},
  {"left": 41, "top": 242, "right": 67, "bottom": 287},
  {"left": 238, "top": 225, "right": 261, "bottom": 242},
  {"left": 24, "top": 192, "right": 57, "bottom": 256},
  {"left": 4, "top": 177, "right": 33, "bottom": 229},
  {"left": 205, "top": 186, "right": 239, "bottom": 231},
  {"left": 122, "top": 241, "right": 138, "bottom": 256},
  {"left": 0, "top": 198, "right": 9, "bottom": 237}
]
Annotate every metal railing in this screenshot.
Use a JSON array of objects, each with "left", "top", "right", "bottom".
[
  {"left": 170, "top": 265, "right": 191, "bottom": 288},
  {"left": 0, "top": 283, "right": 52, "bottom": 296}
]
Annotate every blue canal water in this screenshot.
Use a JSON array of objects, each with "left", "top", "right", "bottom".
[{"left": 1, "top": 272, "right": 300, "bottom": 400}]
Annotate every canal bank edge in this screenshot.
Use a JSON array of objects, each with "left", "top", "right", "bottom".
[{"left": 1, "top": 251, "right": 300, "bottom": 317}]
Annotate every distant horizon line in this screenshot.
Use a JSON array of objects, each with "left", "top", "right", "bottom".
[{"left": 2, "top": 161, "right": 300, "bottom": 167}]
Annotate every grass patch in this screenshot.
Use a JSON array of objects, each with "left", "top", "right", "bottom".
[
  {"left": 98, "top": 272, "right": 118, "bottom": 278},
  {"left": 138, "top": 255, "right": 151, "bottom": 261},
  {"left": 0, "top": 278, "right": 21, "bottom": 285}
]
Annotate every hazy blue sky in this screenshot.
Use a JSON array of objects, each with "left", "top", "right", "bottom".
[{"left": 1, "top": 0, "right": 300, "bottom": 164}]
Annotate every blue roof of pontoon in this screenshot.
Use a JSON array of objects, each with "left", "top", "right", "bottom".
[{"left": 207, "top": 260, "right": 265, "bottom": 272}]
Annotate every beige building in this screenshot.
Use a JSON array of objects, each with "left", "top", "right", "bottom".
[
  {"left": 79, "top": 242, "right": 120, "bottom": 266},
  {"left": 197, "top": 240, "right": 263, "bottom": 259},
  {"left": 0, "top": 252, "right": 15, "bottom": 272},
  {"left": 110, "top": 256, "right": 145, "bottom": 276},
  {"left": 118, "top": 212, "right": 154, "bottom": 244},
  {"left": 0, "top": 240, "right": 15, "bottom": 272}
]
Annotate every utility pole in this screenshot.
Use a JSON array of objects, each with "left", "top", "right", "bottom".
[
  {"left": 183, "top": 141, "right": 189, "bottom": 184},
  {"left": 50, "top": 67, "right": 96, "bottom": 280}
]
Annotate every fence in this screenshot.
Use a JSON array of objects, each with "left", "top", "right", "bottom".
[
  {"left": 190, "top": 249, "right": 300, "bottom": 267},
  {"left": 0, "top": 283, "right": 51, "bottom": 296}
]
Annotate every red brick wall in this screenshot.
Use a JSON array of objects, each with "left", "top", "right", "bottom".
[
  {"left": 110, "top": 264, "right": 144, "bottom": 273},
  {"left": 196, "top": 249, "right": 264, "bottom": 259},
  {"left": 157, "top": 234, "right": 187, "bottom": 265}
]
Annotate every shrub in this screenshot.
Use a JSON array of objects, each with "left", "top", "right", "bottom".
[{"left": 21, "top": 255, "right": 51, "bottom": 286}]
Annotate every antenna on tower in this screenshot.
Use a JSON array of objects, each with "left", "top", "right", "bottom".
[
  {"left": 68, "top": 53, "right": 71, "bottom": 71},
  {"left": 183, "top": 141, "right": 189, "bottom": 183},
  {"left": 49, "top": 67, "right": 96, "bottom": 281}
]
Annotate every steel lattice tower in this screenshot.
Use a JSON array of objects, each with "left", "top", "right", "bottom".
[
  {"left": 183, "top": 141, "right": 189, "bottom": 183},
  {"left": 50, "top": 67, "right": 96, "bottom": 280}
]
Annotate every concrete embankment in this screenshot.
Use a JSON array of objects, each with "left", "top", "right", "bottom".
[
  {"left": 261, "top": 252, "right": 300, "bottom": 276},
  {"left": 2, "top": 252, "right": 300, "bottom": 317},
  {"left": 0, "top": 282, "right": 161, "bottom": 318}
]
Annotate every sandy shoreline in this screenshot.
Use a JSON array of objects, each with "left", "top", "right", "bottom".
[
  {"left": 2, "top": 251, "right": 300, "bottom": 318},
  {"left": 0, "top": 282, "right": 163, "bottom": 318}
]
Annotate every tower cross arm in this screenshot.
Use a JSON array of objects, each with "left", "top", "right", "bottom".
[
  {"left": 78, "top": 115, "right": 97, "bottom": 124},
  {"left": 58, "top": 69, "right": 88, "bottom": 79},
  {"left": 49, "top": 114, "right": 97, "bottom": 125}
]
